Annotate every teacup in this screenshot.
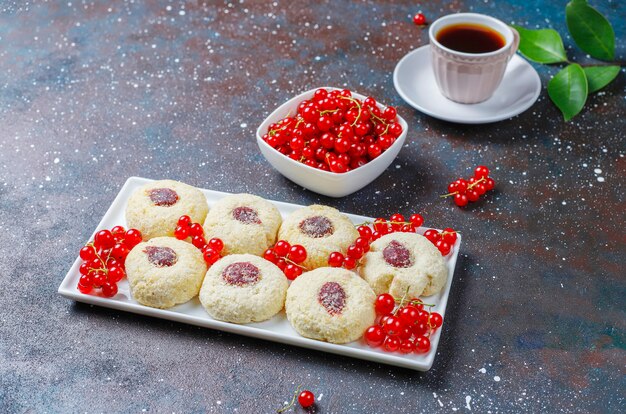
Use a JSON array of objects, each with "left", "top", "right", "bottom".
[{"left": 429, "top": 13, "right": 520, "bottom": 104}]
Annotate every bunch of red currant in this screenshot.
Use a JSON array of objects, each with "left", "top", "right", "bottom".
[
  {"left": 364, "top": 293, "right": 443, "bottom": 354},
  {"left": 443, "top": 165, "right": 495, "bottom": 207},
  {"left": 423, "top": 228, "right": 458, "bottom": 256},
  {"left": 277, "top": 386, "right": 315, "bottom": 412},
  {"left": 174, "top": 215, "right": 224, "bottom": 266},
  {"left": 263, "top": 240, "right": 308, "bottom": 280},
  {"left": 262, "top": 88, "right": 404, "bottom": 173},
  {"left": 76, "top": 226, "right": 143, "bottom": 297}
]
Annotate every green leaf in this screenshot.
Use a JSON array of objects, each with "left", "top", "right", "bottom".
[
  {"left": 566, "top": 0, "right": 615, "bottom": 61},
  {"left": 548, "top": 64, "right": 588, "bottom": 121},
  {"left": 583, "top": 66, "right": 621, "bottom": 93},
  {"left": 512, "top": 26, "right": 568, "bottom": 64}
]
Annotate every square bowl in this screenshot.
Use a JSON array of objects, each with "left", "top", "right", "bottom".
[{"left": 256, "top": 87, "right": 408, "bottom": 198}]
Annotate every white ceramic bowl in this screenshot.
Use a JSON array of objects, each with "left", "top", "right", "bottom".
[{"left": 256, "top": 87, "right": 408, "bottom": 198}]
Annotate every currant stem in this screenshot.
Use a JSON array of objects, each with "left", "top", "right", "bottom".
[{"left": 276, "top": 384, "right": 303, "bottom": 413}]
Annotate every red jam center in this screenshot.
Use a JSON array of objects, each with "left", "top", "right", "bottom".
[
  {"left": 144, "top": 246, "right": 178, "bottom": 267},
  {"left": 147, "top": 188, "right": 179, "bottom": 207},
  {"left": 318, "top": 282, "right": 346, "bottom": 316},
  {"left": 299, "top": 216, "right": 334, "bottom": 238},
  {"left": 222, "top": 262, "right": 260, "bottom": 286},
  {"left": 382, "top": 240, "right": 413, "bottom": 268},
  {"left": 232, "top": 206, "right": 261, "bottom": 224}
]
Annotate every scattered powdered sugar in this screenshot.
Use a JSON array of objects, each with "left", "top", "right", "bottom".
[
  {"left": 494, "top": 376, "right": 501, "bottom": 382},
  {"left": 479, "top": 368, "right": 487, "bottom": 374},
  {"left": 466, "top": 395, "right": 472, "bottom": 410}
]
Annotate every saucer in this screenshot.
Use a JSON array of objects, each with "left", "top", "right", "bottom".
[{"left": 393, "top": 45, "right": 541, "bottom": 124}]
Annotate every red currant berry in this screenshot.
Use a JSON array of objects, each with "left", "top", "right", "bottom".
[
  {"left": 475, "top": 183, "right": 487, "bottom": 195},
  {"left": 343, "top": 256, "right": 357, "bottom": 269},
  {"left": 354, "top": 237, "right": 369, "bottom": 249},
  {"left": 467, "top": 190, "right": 480, "bottom": 202},
  {"left": 442, "top": 228, "right": 457, "bottom": 244},
  {"left": 454, "top": 193, "right": 469, "bottom": 207},
  {"left": 274, "top": 240, "right": 291, "bottom": 256},
  {"left": 383, "top": 336, "right": 400, "bottom": 352},
  {"left": 263, "top": 248, "right": 278, "bottom": 263},
  {"left": 371, "top": 231, "right": 382, "bottom": 241},
  {"left": 108, "top": 266, "right": 125, "bottom": 283},
  {"left": 79, "top": 262, "right": 90, "bottom": 275},
  {"left": 435, "top": 239, "right": 451, "bottom": 256},
  {"left": 429, "top": 312, "right": 443, "bottom": 329},
  {"left": 388, "top": 122, "right": 403, "bottom": 137},
  {"left": 364, "top": 97, "right": 377, "bottom": 107},
  {"left": 111, "top": 243, "right": 130, "bottom": 262},
  {"left": 298, "top": 390, "right": 315, "bottom": 408},
  {"left": 124, "top": 229, "right": 143, "bottom": 247},
  {"left": 111, "top": 225, "right": 126, "bottom": 236},
  {"left": 367, "top": 144, "right": 382, "bottom": 159},
  {"left": 329, "top": 159, "right": 347, "bottom": 173},
  {"left": 92, "top": 271, "right": 106, "bottom": 286},
  {"left": 77, "top": 282, "right": 92, "bottom": 294},
  {"left": 409, "top": 214, "right": 424, "bottom": 228},
  {"left": 208, "top": 238, "right": 224, "bottom": 253},
  {"left": 328, "top": 252, "right": 345, "bottom": 267},
  {"left": 284, "top": 263, "right": 303, "bottom": 280},
  {"left": 382, "top": 315, "right": 405, "bottom": 336},
  {"left": 346, "top": 244, "right": 364, "bottom": 260},
  {"left": 79, "top": 245, "right": 97, "bottom": 261},
  {"left": 484, "top": 177, "right": 495, "bottom": 191},
  {"left": 177, "top": 215, "right": 192, "bottom": 227},
  {"left": 79, "top": 274, "right": 93, "bottom": 287},
  {"left": 357, "top": 225, "right": 373, "bottom": 240},
  {"left": 286, "top": 245, "right": 306, "bottom": 264},
  {"left": 383, "top": 106, "right": 397, "bottom": 121},
  {"left": 375, "top": 293, "right": 395, "bottom": 315},
  {"left": 101, "top": 282, "right": 118, "bottom": 298},
  {"left": 413, "top": 12, "right": 426, "bottom": 26},
  {"left": 174, "top": 225, "right": 190, "bottom": 240},
  {"left": 423, "top": 229, "right": 440, "bottom": 242},
  {"left": 275, "top": 258, "right": 287, "bottom": 270},
  {"left": 364, "top": 325, "right": 385, "bottom": 347},
  {"left": 455, "top": 179, "right": 469, "bottom": 193},
  {"left": 398, "top": 305, "right": 420, "bottom": 325},
  {"left": 415, "top": 336, "right": 431, "bottom": 353},
  {"left": 412, "top": 322, "right": 429, "bottom": 337},
  {"left": 389, "top": 213, "right": 406, "bottom": 227},
  {"left": 399, "top": 326, "right": 412, "bottom": 340},
  {"left": 400, "top": 339, "right": 416, "bottom": 354},
  {"left": 191, "top": 235, "right": 207, "bottom": 249},
  {"left": 189, "top": 223, "right": 204, "bottom": 237},
  {"left": 94, "top": 230, "right": 115, "bottom": 250},
  {"left": 474, "top": 165, "right": 490, "bottom": 179}
]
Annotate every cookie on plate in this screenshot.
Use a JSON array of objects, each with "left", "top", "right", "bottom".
[
  {"left": 277, "top": 205, "right": 358, "bottom": 270},
  {"left": 126, "top": 179, "right": 209, "bottom": 240},
  {"left": 202, "top": 194, "right": 282, "bottom": 256},
  {"left": 199, "top": 254, "right": 288, "bottom": 324},
  {"left": 285, "top": 267, "right": 376, "bottom": 344},
  {"left": 358, "top": 232, "right": 447, "bottom": 299},
  {"left": 125, "top": 237, "right": 207, "bottom": 309}
]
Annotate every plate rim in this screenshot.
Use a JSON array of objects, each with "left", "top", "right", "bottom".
[
  {"left": 393, "top": 44, "right": 541, "bottom": 124},
  {"left": 58, "top": 176, "right": 461, "bottom": 371}
]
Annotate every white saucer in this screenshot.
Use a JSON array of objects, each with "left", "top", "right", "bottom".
[{"left": 393, "top": 45, "right": 541, "bottom": 124}]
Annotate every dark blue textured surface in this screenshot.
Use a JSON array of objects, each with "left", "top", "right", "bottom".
[{"left": 0, "top": 1, "right": 624, "bottom": 413}]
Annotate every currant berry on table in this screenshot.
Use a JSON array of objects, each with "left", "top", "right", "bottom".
[
  {"left": 443, "top": 165, "right": 495, "bottom": 207},
  {"left": 76, "top": 226, "right": 143, "bottom": 297},
  {"left": 263, "top": 88, "right": 404, "bottom": 174},
  {"left": 413, "top": 12, "right": 427, "bottom": 26}
]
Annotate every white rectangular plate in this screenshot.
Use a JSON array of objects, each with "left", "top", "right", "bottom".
[{"left": 58, "top": 177, "right": 460, "bottom": 371}]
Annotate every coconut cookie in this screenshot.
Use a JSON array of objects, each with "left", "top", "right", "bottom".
[
  {"left": 199, "top": 254, "right": 288, "bottom": 324},
  {"left": 125, "top": 179, "right": 209, "bottom": 240},
  {"left": 358, "top": 232, "right": 447, "bottom": 299},
  {"left": 286, "top": 267, "right": 376, "bottom": 344},
  {"left": 202, "top": 194, "right": 282, "bottom": 256},
  {"left": 125, "top": 237, "right": 207, "bottom": 309},
  {"left": 278, "top": 205, "right": 358, "bottom": 270}
]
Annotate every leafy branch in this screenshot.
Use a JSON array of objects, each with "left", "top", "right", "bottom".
[{"left": 512, "top": 0, "right": 622, "bottom": 121}]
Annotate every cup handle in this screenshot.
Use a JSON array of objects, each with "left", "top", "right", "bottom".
[{"left": 508, "top": 27, "right": 520, "bottom": 60}]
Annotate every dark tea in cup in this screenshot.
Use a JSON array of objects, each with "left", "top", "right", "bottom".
[{"left": 436, "top": 23, "right": 505, "bottom": 54}]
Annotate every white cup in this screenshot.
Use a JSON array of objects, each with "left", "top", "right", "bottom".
[{"left": 429, "top": 13, "right": 520, "bottom": 104}]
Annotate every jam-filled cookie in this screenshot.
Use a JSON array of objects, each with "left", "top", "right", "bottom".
[
  {"left": 199, "top": 254, "right": 288, "bottom": 324},
  {"left": 277, "top": 205, "right": 358, "bottom": 270},
  {"left": 285, "top": 267, "right": 376, "bottom": 344},
  {"left": 125, "top": 237, "right": 207, "bottom": 309},
  {"left": 358, "top": 232, "right": 447, "bottom": 299},
  {"left": 202, "top": 194, "right": 282, "bottom": 256},
  {"left": 126, "top": 179, "right": 209, "bottom": 240}
]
